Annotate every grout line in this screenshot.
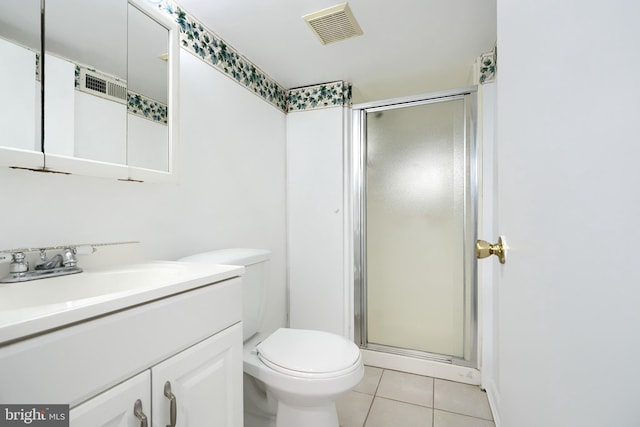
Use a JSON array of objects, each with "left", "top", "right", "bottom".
[
  {"left": 432, "top": 376, "right": 436, "bottom": 426},
  {"left": 361, "top": 395, "right": 374, "bottom": 426},
  {"left": 373, "top": 395, "right": 432, "bottom": 408},
  {"left": 373, "top": 368, "right": 384, "bottom": 395},
  {"left": 434, "top": 408, "right": 495, "bottom": 424},
  {"left": 362, "top": 398, "right": 374, "bottom": 427},
  {"left": 362, "top": 368, "right": 384, "bottom": 427}
]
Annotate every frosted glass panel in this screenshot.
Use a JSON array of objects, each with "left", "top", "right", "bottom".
[{"left": 366, "top": 98, "right": 466, "bottom": 357}]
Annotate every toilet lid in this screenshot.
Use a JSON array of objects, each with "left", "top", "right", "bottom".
[{"left": 256, "top": 328, "right": 361, "bottom": 376}]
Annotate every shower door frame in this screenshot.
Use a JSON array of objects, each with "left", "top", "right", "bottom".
[{"left": 352, "top": 87, "right": 479, "bottom": 368}]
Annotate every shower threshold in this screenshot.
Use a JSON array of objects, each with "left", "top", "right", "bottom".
[
  {"left": 361, "top": 344, "right": 480, "bottom": 385},
  {"left": 364, "top": 343, "right": 454, "bottom": 364}
]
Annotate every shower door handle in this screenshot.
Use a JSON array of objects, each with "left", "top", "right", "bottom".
[{"left": 476, "top": 236, "right": 507, "bottom": 264}]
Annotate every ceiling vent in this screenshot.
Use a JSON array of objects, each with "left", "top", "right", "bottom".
[{"left": 303, "top": 3, "right": 363, "bottom": 45}]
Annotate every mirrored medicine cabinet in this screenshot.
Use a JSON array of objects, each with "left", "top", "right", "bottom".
[{"left": 0, "top": 0, "right": 179, "bottom": 182}]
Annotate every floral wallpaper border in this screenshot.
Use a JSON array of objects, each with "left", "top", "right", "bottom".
[
  {"left": 287, "top": 81, "right": 353, "bottom": 112},
  {"left": 479, "top": 46, "right": 497, "bottom": 84},
  {"left": 159, "top": 0, "right": 288, "bottom": 112},
  {"left": 159, "top": 1, "right": 352, "bottom": 113},
  {"left": 128, "top": 91, "right": 168, "bottom": 124},
  {"left": 33, "top": 4, "right": 495, "bottom": 114},
  {"left": 35, "top": 53, "right": 41, "bottom": 82}
]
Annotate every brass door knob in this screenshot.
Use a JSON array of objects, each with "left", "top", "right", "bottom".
[{"left": 476, "top": 236, "right": 507, "bottom": 264}]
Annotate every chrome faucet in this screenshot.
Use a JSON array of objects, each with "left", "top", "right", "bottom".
[
  {"left": 35, "top": 248, "right": 77, "bottom": 270},
  {"left": 36, "top": 250, "right": 63, "bottom": 270},
  {"left": 1, "top": 246, "right": 92, "bottom": 283}
]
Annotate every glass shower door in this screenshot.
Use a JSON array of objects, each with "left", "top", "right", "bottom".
[{"left": 358, "top": 92, "right": 476, "bottom": 363}]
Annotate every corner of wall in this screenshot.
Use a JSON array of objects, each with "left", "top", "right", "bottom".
[{"left": 286, "top": 81, "right": 352, "bottom": 113}]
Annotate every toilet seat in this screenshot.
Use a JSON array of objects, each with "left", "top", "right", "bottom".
[
  {"left": 256, "top": 328, "right": 361, "bottom": 379},
  {"left": 181, "top": 249, "right": 364, "bottom": 427}
]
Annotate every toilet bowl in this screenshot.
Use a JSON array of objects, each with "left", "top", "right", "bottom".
[
  {"left": 245, "top": 329, "right": 363, "bottom": 427},
  {"left": 178, "top": 249, "right": 364, "bottom": 427}
]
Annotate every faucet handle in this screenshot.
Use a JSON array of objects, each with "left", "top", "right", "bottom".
[
  {"left": 60, "top": 246, "right": 95, "bottom": 268},
  {"left": 61, "top": 248, "right": 77, "bottom": 267},
  {"left": 9, "top": 252, "right": 29, "bottom": 273}
]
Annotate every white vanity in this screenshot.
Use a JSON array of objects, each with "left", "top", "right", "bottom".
[{"left": 0, "top": 260, "right": 244, "bottom": 426}]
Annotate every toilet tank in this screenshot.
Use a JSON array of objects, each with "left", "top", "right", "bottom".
[{"left": 178, "top": 248, "right": 271, "bottom": 342}]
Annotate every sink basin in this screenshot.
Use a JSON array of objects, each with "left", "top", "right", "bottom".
[
  {"left": 0, "top": 260, "right": 243, "bottom": 344},
  {"left": 0, "top": 262, "right": 192, "bottom": 310}
]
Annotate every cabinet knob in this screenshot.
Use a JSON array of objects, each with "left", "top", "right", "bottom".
[
  {"left": 164, "top": 381, "right": 177, "bottom": 427},
  {"left": 133, "top": 399, "right": 148, "bottom": 427}
]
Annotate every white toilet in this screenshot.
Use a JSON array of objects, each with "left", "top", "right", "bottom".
[{"left": 179, "top": 248, "right": 364, "bottom": 427}]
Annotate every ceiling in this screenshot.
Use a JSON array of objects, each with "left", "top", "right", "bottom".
[{"left": 176, "top": 0, "right": 496, "bottom": 103}]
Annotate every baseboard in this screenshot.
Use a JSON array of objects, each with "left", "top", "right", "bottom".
[{"left": 482, "top": 378, "right": 501, "bottom": 427}]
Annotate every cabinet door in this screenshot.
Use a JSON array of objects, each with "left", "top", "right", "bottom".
[
  {"left": 70, "top": 371, "right": 151, "bottom": 427},
  {"left": 152, "top": 323, "right": 243, "bottom": 427}
]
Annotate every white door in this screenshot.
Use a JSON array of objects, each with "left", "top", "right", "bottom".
[
  {"left": 70, "top": 371, "right": 150, "bottom": 427},
  {"left": 151, "top": 323, "right": 243, "bottom": 427},
  {"left": 496, "top": 1, "right": 640, "bottom": 426}
]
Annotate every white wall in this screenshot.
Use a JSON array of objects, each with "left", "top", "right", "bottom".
[
  {"left": 494, "top": 1, "right": 640, "bottom": 426},
  {"left": 0, "top": 49, "right": 288, "bottom": 334},
  {"left": 286, "top": 107, "right": 346, "bottom": 336}
]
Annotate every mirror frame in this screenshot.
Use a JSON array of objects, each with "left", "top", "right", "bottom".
[
  {"left": 1, "top": 0, "right": 179, "bottom": 182},
  {"left": 126, "top": 0, "right": 179, "bottom": 183},
  {"left": 2, "top": 147, "right": 45, "bottom": 172}
]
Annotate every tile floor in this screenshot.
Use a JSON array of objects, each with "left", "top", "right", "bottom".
[{"left": 337, "top": 366, "right": 495, "bottom": 427}]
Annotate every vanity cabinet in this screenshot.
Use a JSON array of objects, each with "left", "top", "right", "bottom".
[
  {"left": 70, "top": 324, "right": 242, "bottom": 426},
  {"left": 151, "top": 325, "right": 242, "bottom": 427},
  {"left": 0, "top": 276, "right": 243, "bottom": 427}
]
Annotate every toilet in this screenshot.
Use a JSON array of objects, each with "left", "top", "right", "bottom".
[{"left": 178, "top": 248, "right": 364, "bottom": 427}]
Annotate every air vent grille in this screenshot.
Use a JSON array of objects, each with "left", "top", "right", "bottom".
[
  {"left": 303, "top": 3, "right": 363, "bottom": 45},
  {"left": 79, "top": 67, "right": 127, "bottom": 104},
  {"left": 85, "top": 74, "right": 106, "bottom": 94},
  {"left": 108, "top": 80, "right": 128, "bottom": 101}
]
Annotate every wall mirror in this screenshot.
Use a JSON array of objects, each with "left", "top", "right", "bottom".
[
  {"left": 45, "top": 0, "right": 128, "bottom": 174},
  {"left": 127, "top": 3, "right": 171, "bottom": 173},
  {"left": 0, "top": 0, "right": 178, "bottom": 181},
  {"left": 0, "top": 0, "right": 44, "bottom": 169}
]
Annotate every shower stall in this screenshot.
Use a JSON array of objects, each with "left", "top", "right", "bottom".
[{"left": 352, "top": 87, "right": 478, "bottom": 372}]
